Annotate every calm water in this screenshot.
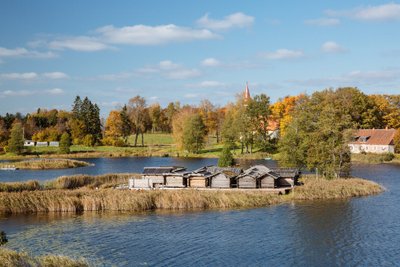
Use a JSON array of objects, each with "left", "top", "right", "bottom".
[
  {"left": 0, "top": 157, "right": 275, "bottom": 182},
  {"left": 1, "top": 160, "right": 399, "bottom": 266}
]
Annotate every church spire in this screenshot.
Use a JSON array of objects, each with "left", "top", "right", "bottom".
[{"left": 244, "top": 81, "right": 251, "bottom": 101}]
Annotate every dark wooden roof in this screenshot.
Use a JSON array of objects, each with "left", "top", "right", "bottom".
[
  {"left": 143, "top": 166, "right": 186, "bottom": 175},
  {"left": 269, "top": 167, "right": 300, "bottom": 178}
]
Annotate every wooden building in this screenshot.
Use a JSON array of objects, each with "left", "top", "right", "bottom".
[
  {"left": 236, "top": 165, "right": 300, "bottom": 189},
  {"left": 165, "top": 172, "right": 188, "bottom": 188},
  {"left": 142, "top": 166, "right": 186, "bottom": 188},
  {"left": 207, "top": 166, "right": 242, "bottom": 188}
]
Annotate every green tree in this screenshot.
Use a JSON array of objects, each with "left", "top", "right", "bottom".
[
  {"left": 218, "top": 145, "right": 234, "bottom": 167},
  {"left": 8, "top": 122, "right": 24, "bottom": 155},
  {"left": 59, "top": 133, "right": 71, "bottom": 154},
  {"left": 83, "top": 134, "right": 95, "bottom": 147},
  {"left": 0, "top": 231, "right": 7, "bottom": 246},
  {"left": 182, "top": 113, "right": 207, "bottom": 153},
  {"left": 279, "top": 89, "right": 353, "bottom": 178},
  {"left": 120, "top": 105, "right": 132, "bottom": 145}
]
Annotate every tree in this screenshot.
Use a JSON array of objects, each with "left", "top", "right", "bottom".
[
  {"left": 104, "top": 110, "right": 124, "bottom": 138},
  {"left": 218, "top": 145, "right": 234, "bottom": 167},
  {"left": 394, "top": 129, "right": 400, "bottom": 153},
  {"left": 120, "top": 105, "right": 131, "bottom": 144},
  {"left": 0, "top": 119, "right": 9, "bottom": 146},
  {"left": 278, "top": 89, "right": 353, "bottom": 178},
  {"left": 127, "top": 96, "right": 150, "bottom": 146},
  {"left": 148, "top": 103, "right": 162, "bottom": 133},
  {"left": 8, "top": 122, "right": 24, "bottom": 154},
  {"left": 0, "top": 231, "right": 7, "bottom": 246},
  {"left": 59, "top": 133, "right": 71, "bottom": 154},
  {"left": 182, "top": 113, "right": 207, "bottom": 153}
]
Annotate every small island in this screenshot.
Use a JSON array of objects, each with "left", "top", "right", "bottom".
[{"left": 0, "top": 159, "right": 91, "bottom": 170}]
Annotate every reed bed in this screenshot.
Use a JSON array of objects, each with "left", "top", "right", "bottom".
[
  {"left": 47, "top": 173, "right": 141, "bottom": 189},
  {"left": 0, "top": 180, "right": 41, "bottom": 192},
  {"left": 0, "top": 159, "right": 90, "bottom": 170},
  {"left": 0, "top": 248, "right": 88, "bottom": 267},
  {"left": 291, "top": 175, "right": 383, "bottom": 200},
  {"left": 0, "top": 175, "right": 382, "bottom": 214}
]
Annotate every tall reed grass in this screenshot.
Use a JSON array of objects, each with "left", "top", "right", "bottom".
[
  {"left": 0, "top": 159, "right": 90, "bottom": 170},
  {"left": 0, "top": 176, "right": 382, "bottom": 214},
  {"left": 0, "top": 248, "right": 88, "bottom": 267},
  {"left": 0, "top": 180, "right": 41, "bottom": 192}
]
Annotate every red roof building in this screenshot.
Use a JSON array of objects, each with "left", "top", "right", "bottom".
[{"left": 348, "top": 128, "right": 396, "bottom": 154}]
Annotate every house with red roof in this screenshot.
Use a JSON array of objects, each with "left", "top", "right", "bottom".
[{"left": 348, "top": 128, "right": 396, "bottom": 154}]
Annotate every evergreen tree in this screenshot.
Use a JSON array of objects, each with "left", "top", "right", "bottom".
[
  {"left": 8, "top": 122, "right": 24, "bottom": 155},
  {"left": 120, "top": 105, "right": 131, "bottom": 144},
  {"left": 59, "top": 133, "right": 71, "bottom": 154},
  {"left": 218, "top": 145, "right": 234, "bottom": 167},
  {"left": 72, "top": 96, "right": 83, "bottom": 119}
]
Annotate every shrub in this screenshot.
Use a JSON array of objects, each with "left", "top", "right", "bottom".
[
  {"left": 218, "top": 145, "right": 234, "bottom": 167},
  {"left": 59, "top": 133, "right": 71, "bottom": 154},
  {"left": 83, "top": 134, "right": 95, "bottom": 147},
  {"left": 383, "top": 152, "right": 395, "bottom": 162}
]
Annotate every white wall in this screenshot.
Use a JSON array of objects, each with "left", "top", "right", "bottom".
[{"left": 349, "top": 144, "right": 395, "bottom": 154}]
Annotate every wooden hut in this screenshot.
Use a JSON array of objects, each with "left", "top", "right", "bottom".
[
  {"left": 186, "top": 166, "right": 212, "bottom": 188},
  {"left": 207, "top": 166, "right": 242, "bottom": 188},
  {"left": 165, "top": 172, "right": 188, "bottom": 188},
  {"left": 142, "top": 166, "right": 186, "bottom": 188},
  {"left": 236, "top": 165, "right": 271, "bottom": 189},
  {"left": 270, "top": 167, "right": 300, "bottom": 187}
]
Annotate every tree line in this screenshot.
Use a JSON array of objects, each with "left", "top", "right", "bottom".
[{"left": 1, "top": 87, "right": 400, "bottom": 178}]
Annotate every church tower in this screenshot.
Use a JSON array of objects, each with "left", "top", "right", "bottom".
[{"left": 243, "top": 82, "right": 251, "bottom": 103}]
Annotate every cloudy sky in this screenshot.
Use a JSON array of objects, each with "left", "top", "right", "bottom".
[{"left": 1, "top": 1, "right": 400, "bottom": 116}]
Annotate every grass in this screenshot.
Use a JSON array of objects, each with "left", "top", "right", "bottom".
[
  {"left": 0, "top": 174, "right": 383, "bottom": 214},
  {"left": 351, "top": 153, "right": 397, "bottom": 164},
  {"left": 0, "top": 180, "right": 41, "bottom": 192},
  {"left": 0, "top": 159, "right": 90, "bottom": 170},
  {"left": 0, "top": 248, "right": 88, "bottom": 267}
]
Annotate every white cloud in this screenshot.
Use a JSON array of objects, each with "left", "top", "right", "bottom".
[
  {"left": 187, "top": 80, "right": 226, "bottom": 88},
  {"left": 46, "top": 88, "right": 64, "bottom": 95},
  {"left": 96, "top": 24, "right": 219, "bottom": 45},
  {"left": 164, "top": 68, "right": 201, "bottom": 80},
  {"left": 321, "top": 41, "right": 346, "bottom": 53},
  {"left": 0, "top": 47, "right": 56, "bottom": 59},
  {"left": 0, "top": 72, "right": 69, "bottom": 80},
  {"left": 197, "top": 12, "right": 254, "bottom": 30},
  {"left": 0, "top": 72, "right": 38, "bottom": 80},
  {"left": 159, "top": 60, "right": 180, "bottom": 70},
  {"left": 1, "top": 90, "right": 34, "bottom": 97},
  {"left": 42, "top": 72, "right": 69, "bottom": 79},
  {"left": 184, "top": 93, "right": 199, "bottom": 98},
  {"left": 49, "top": 36, "right": 110, "bottom": 52},
  {"left": 201, "top": 57, "right": 221, "bottom": 67},
  {"left": 262, "top": 49, "right": 304, "bottom": 60},
  {"left": 304, "top": 18, "right": 340, "bottom": 26},
  {"left": 326, "top": 3, "right": 400, "bottom": 21}
]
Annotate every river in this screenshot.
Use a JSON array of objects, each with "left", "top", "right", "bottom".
[{"left": 0, "top": 158, "right": 399, "bottom": 266}]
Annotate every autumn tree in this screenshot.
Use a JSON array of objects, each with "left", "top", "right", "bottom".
[
  {"left": 103, "top": 110, "right": 125, "bottom": 146},
  {"left": 59, "top": 133, "right": 71, "bottom": 154},
  {"left": 127, "top": 96, "right": 150, "bottom": 146},
  {"left": 0, "top": 119, "right": 9, "bottom": 146},
  {"left": 394, "top": 129, "right": 400, "bottom": 153},
  {"left": 164, "top": 102, "right": 180, "bottom": 132},
  {"left": 199, "top": 100, "right": 219, "bottom": 143},
  {"left": 8, "top": 122, "right": 24, "bottom": 155},
  {"left": 148, "top": 103, "right": 162, "bottom": 133}
]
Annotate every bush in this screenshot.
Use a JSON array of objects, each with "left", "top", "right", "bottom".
[
  {"left": 383, "top": 152, "right": 395, "bottom": 162},
  {"left": 83, "top": 134, "right": 95, "bottom": 147},
  {"left": 59, "top": 133, "right": 71, "bottom": 154},
  {"left": 218, "top": 145, "right": 234, "bottom": 167}
]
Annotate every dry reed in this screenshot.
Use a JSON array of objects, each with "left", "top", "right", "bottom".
[
  {"left": 0, "top": 159, "right": 90, "bottom": 170},
  {"left": 0, "top": 248, "right": 88, "bottom": 267},
  {"left": 0, "top": 180, "right": 41, "bottom": 192}
]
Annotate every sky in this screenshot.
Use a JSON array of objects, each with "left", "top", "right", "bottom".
[{"left": 1, "top": 0, "right": 400, "bottom": 117}]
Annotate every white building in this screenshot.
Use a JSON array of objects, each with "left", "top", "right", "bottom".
[{"left": 348, "top": 129, "right": 396, "bottom": 154}]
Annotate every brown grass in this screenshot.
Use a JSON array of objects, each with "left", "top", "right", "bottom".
[
  {"left": 0, "top": 159, "right": 90, "bottom": 170},
  {"left": 0, "top": 175, "right": 383, "bottom": 214},
  {"left": 0, "top": 180, "right": 41, "bottom": 192},
  {"left": 46, "top": 173, "right": 141, "bottom": 189},
  {"left": 0, "top": 247, "right": 88, "bottom": 267}
]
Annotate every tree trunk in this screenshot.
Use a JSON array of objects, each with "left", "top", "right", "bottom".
[
  {"left": 141, "top": 132, "right": 144, "bottom": 147},
  {"left": 134, "top": 133, "right": 139, "bottom": 147}
]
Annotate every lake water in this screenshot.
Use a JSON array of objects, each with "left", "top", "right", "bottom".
[
  {"left": 0, "top": 157, "right": 275, "bottom": 182},
  {"left": 1, "top": 159, "right": 400, "bottom": 266}
]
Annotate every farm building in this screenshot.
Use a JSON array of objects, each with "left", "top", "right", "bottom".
[
  {"left": 142, "top": 166, "right": 186, "bottom": 188},
  {"left": 186, "top": 167, "right": 215, "bottom": 188},
  {"left": 24, "top": 140, "right": 35, "bottom": 147},
  {"left": 129, "top": 178, "right": 153, "bottom": 190},
  {"left": 348, "top": 129, "right": 396, "bottom": 154},
  {"left": 236, "top": 165, "right": 300, "bottom": 189}
]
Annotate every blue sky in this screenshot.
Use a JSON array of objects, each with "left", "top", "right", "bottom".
[{"left": 1, "top": 1, "right": 400, "bottom": 116}]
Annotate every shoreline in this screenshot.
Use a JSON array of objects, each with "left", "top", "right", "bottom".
[
  {"left": 0, "top": 159, "right": 91, "bottom": 170},
  {"left": 0, "top": 175, "right": 383, "bottom": 215}
]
